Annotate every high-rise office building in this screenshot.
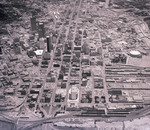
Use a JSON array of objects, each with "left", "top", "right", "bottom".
[
  {"left": 0, "top": 47, "right": 2, "bottom": 55},
  {"left": 38, "top": 22, "right": 45, "bottom": 38},
  {"left": 50, "top": 33, "right": 53, "bottom": 51},
  {"left": 46, "top": 36, "right": 50, "bottom": 52},
  {"left": 46, "top": 34, "right": 53, "bottom": 52},
  {"left": 30, "top": 17, "right": 37, "bottom": 31}
]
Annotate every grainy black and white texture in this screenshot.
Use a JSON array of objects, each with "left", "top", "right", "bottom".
[{"left": 0, "top": 0, "right": 150, "bottom": 130}]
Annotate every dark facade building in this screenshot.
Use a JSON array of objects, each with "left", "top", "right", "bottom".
[
  {"left": 30, "top": 17, "right": 37, "bottom": 31},
  {"left": 0, "top": 47, "right": 2, "bottom": 54},
  {"left": 38, "top": 22, "right": 45, "bottom": 38},
  {"left": 46, "top": 36, "right": 50, "bottom": 52},
  {"left": 46, "top": 34, "right": 53, "bottom": 53}
]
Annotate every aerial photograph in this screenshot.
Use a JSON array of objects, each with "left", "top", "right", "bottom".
[{"left": 1, "top": 0, "right": 150, "bottom": 129}]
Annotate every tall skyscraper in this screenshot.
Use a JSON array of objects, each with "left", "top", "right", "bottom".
[
  {"left": 50, "top": 33, "right": 53, "bottom": 51},
  {"left": 46, "top": 36, "right": 50, "bottom": 52},
  {"left": 0, "top": 47, "right": 2, "bottom": 55},
  {"left": 46, "top": 34, "right": 53, "bottom": 53},
  {"left": 30, "top": 17, "right": 37, "bottom": 31},
  {"left": 38, "top": 22, "right": 45, "bottom": 38}
]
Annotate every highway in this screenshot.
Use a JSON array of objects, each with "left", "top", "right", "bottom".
[
  {"left": 16, "top": 104, "right": 150, "bottom": 130},
  {"left": 42, "top": 123, "right": 59, "bottom": 130},
  {"left": 0, "top": 113, "right": 17, "bottom": 124},
  {"left": 18, "top": 111, "right": 83, "bottom": 130}
]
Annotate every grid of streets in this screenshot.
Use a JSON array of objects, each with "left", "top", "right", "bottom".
[{"left": 1, "top": 0, "right": 150, "bottom": 129}]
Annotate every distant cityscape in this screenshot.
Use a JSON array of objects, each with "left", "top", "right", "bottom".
[{"left": 1, "top": 0, "right": 150, "bottom": 130}]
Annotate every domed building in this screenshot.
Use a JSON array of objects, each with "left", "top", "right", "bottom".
[{"left": 129, "top": 50, "right": 142, "bottom": 58}]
